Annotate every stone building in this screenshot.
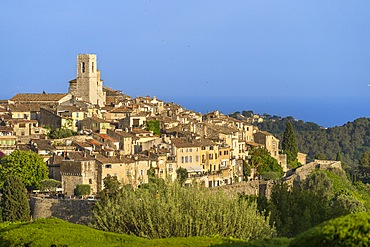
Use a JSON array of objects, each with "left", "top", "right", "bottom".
[
  {"left": 60, "top": 152, "right": 98, "bottom": 196},
  {"left": 69, "top": 54, "right": 106, "bottom": 107}
]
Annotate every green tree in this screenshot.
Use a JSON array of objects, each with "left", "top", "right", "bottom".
[
  {"left": 145, "top": 120, "right": 161, "bottom": 136},
  {"left": 48, "top": 127, "right": 75, "bottom": 139},
  {"left": 99, "top": 175, "right": 121, "bottom": 201},
  {"left": 0, "top": 150, "right": 48, "bottom": 190},
  {"left": 74, "top": 184, "right": 91, "bottom": 197},
  {"left": 1, "top": 175, "right": 30, "bottom": 222},
  {"left": 282, "top": 122, "right": 299, "bottom": 168},
  {"left": 176, "top": 167, "right": 188, "bottom": 186},
  {"left": 40, "top": 179, "right": 61, "bottom": 192},
  {"left": 250, "top": 148, "right": 283, "bottom": 179}
]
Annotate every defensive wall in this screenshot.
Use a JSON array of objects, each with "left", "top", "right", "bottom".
[{"left": 30, "top": 197, "right": 94, "bottom": 225}]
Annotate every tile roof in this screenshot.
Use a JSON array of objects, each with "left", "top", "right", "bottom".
[
  {"left": 10, "top": 93, "right": 69, "bottom": 102},
  {"left": 9, "top": 104, "right": 53, "bottom": 112}
]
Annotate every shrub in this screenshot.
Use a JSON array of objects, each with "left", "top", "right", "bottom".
[
  {"left": 1, "top": 175, "right": 30, "bottom": 222},
  {"left": 289, "top": 212, "right": 370, "bottom": 247},
  {"left": 90, "top": 180, "right": 275, "bottom": 240},
  {"left": 74, "top": 184, "right": 91, "bottom": 197},
  {"left": 40, "top": 179, "right": 62, "bottom": 192}
]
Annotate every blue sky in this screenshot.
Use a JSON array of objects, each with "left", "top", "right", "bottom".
[{"left": 1, "top": 1, "right": 370, "bottom": 126}]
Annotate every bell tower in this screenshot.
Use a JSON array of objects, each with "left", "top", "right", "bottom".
[{"left": 69, "top": 54, "right": 105, "bottom": 107}]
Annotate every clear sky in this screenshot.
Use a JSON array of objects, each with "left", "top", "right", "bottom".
[{"left": 1, "top": 1, "right": 370, "bottom": 126}]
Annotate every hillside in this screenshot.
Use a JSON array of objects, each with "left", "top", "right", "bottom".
[
  {"left": 0, "top": 218, "right": 290, "bottom": 247},
  {"left": 254, "top": 116, "right": 370, "bottom": 168}
]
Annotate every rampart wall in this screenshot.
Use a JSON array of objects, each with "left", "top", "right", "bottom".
[{"left": 30, "top": 197, "right": 94, "bottom": 225}]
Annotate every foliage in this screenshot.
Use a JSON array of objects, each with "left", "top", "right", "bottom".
[
  {"left": 256, "top": 117, "right": 370, "bottom": 173},
  {"left": 146, "top": 120, "right": 161, "bottom": 136},
  {"left": 267, "top": 168, "right": 370, "bottom": 238},
  {"left": 74, "top": 184, "right": 91, "bottom": 197},
  {"left": 48, "top": 127, "right": 76, "bottom": 139},
  {"left": 39, "top": 179, "right": 61, "bottom": 192},
  {"left": 0, "top": 150, "right": 48, "bottom": 190},
  {"left": 250, "top": 148, "right": 283, "bottom": 179},
  {"left": 289, "top": 212, "right": 370, "bottom": 247},
  {"left": 176, "top": 167, "right": 188, "bottom": 186},
  {"left": 0, "top": 175, "right": 30, "bottom": 222},
  {"left": 0, "top": 218, "right": 291, "bottom": 247},
  {"left": 282, "top": 122, "right": 299, "bottom": 168},
  {"left": 90, "top": 180, "right": 275, "bottom": 240}
]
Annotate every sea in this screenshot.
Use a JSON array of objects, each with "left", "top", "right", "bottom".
[{"left": 164, "top": 95, "right": 370, "bottom": 128}]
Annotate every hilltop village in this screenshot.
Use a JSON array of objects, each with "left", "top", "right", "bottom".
[{"left": 0, "top": 54, "right": 339, "bottom": 195}]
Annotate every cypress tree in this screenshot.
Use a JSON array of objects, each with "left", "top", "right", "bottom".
[
  {"left": 282, "top": 122, "right": 299, "bottom": 167},
  {"left": 1, "top": 175, "right": 30, "bottom": 222}
]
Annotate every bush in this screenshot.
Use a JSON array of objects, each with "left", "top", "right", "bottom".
[
  {"left": 90, "top": 180, "right": 275, "bottom": 240},
  {"left": 74, "top": 184, "right": 91, "bottom": 197},
  {"left": 289, "top": 212, "right": 370, "bottom": 247},
  {"left": 1, "top": 175, "right": 30, "bottom": 222},
  {"left": 48, "top": 127, "right": 76, "bottom": 139},
  {"left": 40, "top": 179, "right": 62, "bottom": 192}
]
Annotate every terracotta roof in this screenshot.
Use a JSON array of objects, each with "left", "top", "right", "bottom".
[
  {"left": 31, "top": 139, "right": 55, "bottom": 151},
  {"left": 110, "top": 107, "right": 132, "bottom": 113},
  {"left": 10, "top": 93, "right": 69, "bottom": 102},
  {"left": 8, "top": 119, "right": 38, "bottom": 124},
  {"left": 171, "top": 138, "right": 202, "bottom": 148},
  {"left": 57, "top": 105, "right": 82, "bottom": 113},
  {"left": 0, "top": 126, "right": 14, "bottom": 132},
  {"left": 94, "top": 133, "right": 118, "bottom": 142},
  {"left": 246, "top": 141, "right": 263, "bottom": 147},
  {"left": 114, "top": 130, "right": 134, "bottom": 138},
  {"left": 65, "top": 151, "right": 94, "bottom": 161},
  {"left": 9, "top": 104, "right": 53, "bottom": 112},
  {"left": 95, "top": 154, "right": 133, "bottom": 164},
  {"left": 74, "top": 141, "right": 93, "bottom": 148},
  {"left": 86, "top": 138, "right": 103, "bottom": 147},
  {"left": 89, "top": 116, "right": 110, "bottom": 123}
]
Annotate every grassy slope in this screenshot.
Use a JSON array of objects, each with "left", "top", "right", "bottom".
[{"left": 0, "top": 218, "right": 290, "bottom": 247}]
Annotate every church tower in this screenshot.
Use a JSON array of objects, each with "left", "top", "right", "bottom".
[{"left": 69, "top": 54, "right": 105, "bottom": 107}]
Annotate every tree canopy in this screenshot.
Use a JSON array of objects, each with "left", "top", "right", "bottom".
[
  {"left": 249, "top": 148, "right": 283, "bottom": 180},
  {"left": 0, "top": 150, "right": 48, "bottom": 190},
  {"left": 1, "top": 175, "right": 30, "bottom": 222},
  {"left": 282, "top": 122, "right": 299, "bottom": 168}
]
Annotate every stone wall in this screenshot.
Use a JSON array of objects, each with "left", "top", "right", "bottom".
[
  {"left": 30, "top": 197, "right": 94, "bottom": 225},
  {"left": 212, "top": 180, "right": 274, "bottom": 198}
]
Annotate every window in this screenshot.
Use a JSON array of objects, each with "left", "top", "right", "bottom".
[
  {"left": 19, "top": 124, "right": 26, "bottom": 128},
  {"left": 209, "top": 154, "right": 213, "bottom": 159},
  {"left": 210, "top": 146, "right": 214, "bottom": 150},
  {"left": 196, "top": 155, "right": 199, "bottom": 162},
  {"left": 189, "top": 156, "right": 192, "bottom": 163},
  {"left": 105, "top": 164, "right": 112, "bottom": 169},
  {"left": 181, "top": 156, "right": 184, "bottom": 163},
  {"left": 92, "top": 62, "right": 94, "bottom": 72},
  {"left": 185, "top": 156, "right": 188, "bottom": 163},
  {"left": 89, "top": 179, "right": 92, "bottom": 184},
  {"left": 81, "top": 62, "right": 85, "bottom": 73}
]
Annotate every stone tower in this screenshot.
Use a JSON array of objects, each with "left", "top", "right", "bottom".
[{"left": 69, "top": 54, "right": 105, "bottom": 107}]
